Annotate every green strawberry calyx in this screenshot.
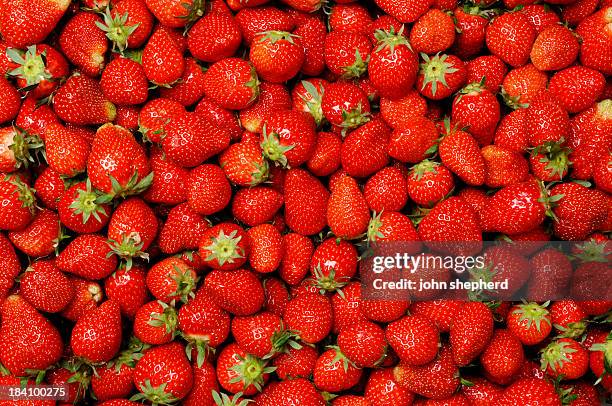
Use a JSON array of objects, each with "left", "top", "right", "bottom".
[
  {"left": 419, "top": 53, "right": 458, "bottom": 97},
  {"left": 512, "top": 301, "right": 551, "bottom": 332},
  {"left": 70, "top": 179, "right": 109, "bottom": 225},
  {"left": 148, "top": 301, "right": 178, "bottom": 338},
  {"left": 7, "top": 46, "right": 52, "bottom": 88},
  {"left": 341, "top": 48, "right": 369, "bottom": 79},
  {"left": 131, "top": 379, "right": 179, "bottom": 405},
  {"left": 229, "top": 354, "right": 276, "bottom": 392},
  {"left": 530, "top": 139, "right": 571, "bottom": 181},
  {"left": 260, "top": 125, "right": 295, "bottom": 168},
  {"left": 540, "top": 339, "right": 577, "bottom": 373},
  {"left": 204, "top": 229, "right": 246, "bottom": 266},
  {"left": 107, "top": 231, "right": 150, "bottom": 270},
  {"left": 212, "top": 391, "right": 253, "bottom": 406},
  {"left": 95, "top": 8, "right": 140, "bottom": 53}
]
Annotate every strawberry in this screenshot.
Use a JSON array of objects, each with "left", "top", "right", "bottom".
[
  {"left": 284, "top": 292, "right": 332, "bottom": 344},
  {"left": 438, "top": 124, "right": 486, "bottom": 185},
  {"left": 0, "top": 81, "right": 19, "bottom": 127},
  {"left": 138, "top": 98, "right": 185, "bottom": 143},
  {"left": 247, "top": 224, "right": 283, "bottom": 274},
  {"left": 283, "top": 168, "right": 330, "bottom": 236},
  {"left": 280, "top": 0, "right": 323, "bottom": 13},
  {"left": 263, "top": 276, "right": 289, "bottom": 316},
  {"left": 57, "top": 180, "right": 110, "bottom": 233},
  {"left": 19, "top": 260, "right": 73, "bottom": 313},
  {"left": 183, "top": 360, "right": 219, "bottom": 406},
  {"left": 521, "top": 4, "right": 560, "bottom": 33},
  {"left": 235, "top": 7, "right": 294, "bottom": 45},
  {"left": 550, "top": 300, "right": 587, "bottom": 338},
  {"left": 0, "top": 0, "right": 71, "bottom": 47},
  {"left": 329, "top": 3, "right": 372, "bottom": 34},
  {"left": 0, "top": 174, "right": 36, "bottom": 231},
  {"left": 60, "top": 277, "right": 103, "bottom": 321},
  {"left": 332, "top": 395, "right": 370, "bottom": 406},
  {"left": 132, "top": 342, "right": 194, "bottom": 404},
  {"left": 71, "top": 300, "right": 122, "bottom": 363},
  {"left": 16, "top": 96, "right": 60, "bottom": 141},
  {"left": 410, "top": 9, "right": 456, "bottom": 54},
  {"left": 273, "top": 344, "right": 317, "bottom": 380},
  {"left": 486, "top": 11, "right": 536, "bottom": 67},
  {"left": 507, "top": 302, "right": 552, "bottom": 345},
  {"left": 187, "top": 11, "right": 241, "bottom": 63},
  {"left": 307, "top": 131, "right": 342, "bottom": 176},
  {"left": 529, "top": 140, "right": 571, "bottom": 182},
  {"left": 261, "top": 110, "right": 317, "bottom": 168},
  {"left": 369, "top": 27, "right": 418, "bottom": 100},
  {"left": 337, "top": 320, "right": 386, "bottom": 368},
  {"left": 309, "top": 237, "right": 358, "bottom": 292},
  {"left": 465, "top": 55, "right": 507, "bottom": 93},
  {"left": 410, "top": 300, "right": 463, "bottom": 333},
  {"left": 364, "top": 166, "right": 408, "bottom": 212},
  {"left": 107, "top": 197, "right": 155, "bottom": 254},
  {"left": 59, "top": 12, "right": 108, "bottom": 77},
  {"left": 202, "top": 57, "right": 259, "bottom": 110},
  {"left": 365, "top": 368, "right": 415, "bottom": 405},
  {"left": 159, "top": 58, "right": 207, "bottom": 106},
  {"left": 294, "top": 17, "right": 326, "bottom": 76},
  {"left": 367, "top": 211, "right": 420, "bottom": 246},
  {"left": 479, "top": 180, "right": 548, "bottom": 235},
  {"left": 322, "top": 81, "right": 371, "bottom": 132},
  {"left": 313, "top": 348, "right": 363, "bottom": 393},
  {"left": 577, "top": 7, "right": 612, "bottom": 75},
  {"left": 8, "top": 208, "right": 59, "bottom": 257},
  {"left": 147, "top": 257, "right": 197, "bottom": 303},
  {"left": 216, "top": 342, "right": 273, "bottom": 395},
  {"left": 279, "top": 233, "right": 313, "bottom": 286},
  {"left": 250, "top": 31, "right": 304, "bottom": 83},
  {"left": 548, "top": 66, "right": 605, "bottom": 114},
  {"left": 380, "top": 90, "right": 428, "bottom": 129},
  {"left": 33, "top": 167, "right": 64, "bottom": 210},
  {"left": 501, "top": 64, "right": 548, "bottom": 109},
  {"left": 452, "top": 6, "right": 489, "bottom": 58},
  {"left": 0, "top": 294, "right": 63, "bottom": 376},
  {"left": 393, "top": 345, "right": 460, "bottom": 400},
  {"left": 562, "top": 0, "right": 599, "bottom": 26},
  {"left": 198, "top": 222, "right": 249, "bottom": 271},
  {"left": 142, "top": 26, "right": 185, "bottom": 86},
  {"left": 494, "top": 108, "right": 529, "bottom": 152},
  {"left": 5, "top": 44, "right": 68, "bottom": 98},
  {"left": 143, "top": 146, "right": 189, "bottom": 205},
  {"left": 100, "top": 0, "right": 154, "bottom": 50},
  {"left": 232, "top": 187, "right": 283, "bottom": 227},
  {"left": 186, "top": 164, "right": 231, "bottom": 216},
  {"left": 87, "top": 123, "right": 151, "bottom": 198},
  {"left": 104, "top": 265, "right": 148, "bottom": 318},
  {"left": 0, "top": 233, "right": 20, "bottom": 300},
  {"left": 204, "top": 268, "right": 264, "bottom": 316},
  {"left": 569, "top": 100, "right": 612, "bottom": 180},
  {"left": 100, "top": 57, "right": 149, "bottom": 105},
  {"left": 541, "top": 338, "right": 590, "bottom": 381},
  {"left": 450, "top": 302, "right": 494, "bottom": 366},
  {"left": 144, "top": 0, "right": 204, "bottom": 27},
  {"left": 178, "top": 292, "right": 230, "bottom": 364},
  {"left": 240, "top": 82, "right": 291, "bottom": 133},
  {"left": 386, "top": 315, "right": 440, "bottom": 366},
  {"left": 527, "top": 249, "right": 573, "bottom": 302},
  {"left": 480, "top": 329, "right": 524, "bottom": 384},
  {"left": 418, "top": 53, "right": 466, "bottom": 100},
  {"left": 482, "top": 144, "right": 529, "bottom": 188},
  {"left": 91, "top": 358, "right": 138, "bottom": 402},
  {"left": 219, "top": 141, "right": 269, "bottom": 186},
  {"left": 195, "top": 97, "right": 241, "bottom": 140},
  {"left": 56, "top": 234, "right": 117, "bottom": 279},
  {"left": 158, "top": 203, "right": 208, "bottom": 254},
  {"left": 452, "top": 81, "right": 500, "bottom": 145},
  {"left": 407, "top": 160, "right": 454, "bottom": 207},
  {"left": 133, "top": 300, "right": 177, "bottom": 345},
  {"left": 530, "top": 24, "right": 579, "bottom": 71},
  {"left": 387, "top": 116, "right": 438, "bottom": 163},
  {"left": 292, "top": 79, "right": 327, "bottom": 127},
  {"left": 257, "top": 377, "right": 325, "bottom": 405},
  {"left": 53, "top": 74, "right": 116, "bottom": 125},
  {"left": 327, "top": 175, "right": 370, "bottom": 239},
  {"left": 324, "top": 31, "right": 372, "bottom": 78},
  {"left": 341, "top": 118, "right": 390, "bottom": 177},
  {"left": 374, "top": 0, "right": 433, "bottom": 23},
  {"left": 526, "top": 92, "right": 570, "bottom": 147},
  {"left": 44, "top": 123, "right": 91, "bottom": 177},
  {"left": 594, "top": 152, "right": 612, "bottom": 193},
  {"left": 551, "top": 182, "right": 607, "bottom": 241}
]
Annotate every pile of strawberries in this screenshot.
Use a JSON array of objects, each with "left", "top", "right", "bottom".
[{"left": 0, "top": 0, "right": 611, "bottom": 404}]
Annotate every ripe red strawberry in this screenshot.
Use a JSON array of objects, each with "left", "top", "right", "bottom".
[
  {"left": 87, "top": 123, "right": 151, "bottom": 198},
  {"left": 16, "top": 96, "right": 60, "bottom": 141},
  {"left": 231, "top": 311, "right": 288, "bottom": 358},
  {"left": 19, "top": 260, "right": 73, "bottom": 313},
  {"left": 294, "top": 17, "right": 326, "bottom": 76},
  {"left": 374, "top": 0, "right": 433, "bottom": 23},
  {"left": 450, "top": 302, "right": 494, "bottom": 366},
  {"left": 452, "top": 81, "right": 500, "bottom": 145},
  {"left": 527, "top": 249, "right": 573, "bottom": 302},
  {"left": 143, "top": 147, "right": 189, "bottom": 205},
  {"left": 183, "top": 360, "right": 219, "bottom": 406},
  {"left": 328, "top": 3, "right": 372, "bottom": 34},
  {"left": 273, "top": 344, "right": 317, "bottom": 380},
  {"left": 144, "top": 0, "right": 203, "bottom": 27},
  {"left": 104, "top": 265, "right": 148, "bottom": 318},
  {"left": 482, "top": 144, "right": 529, "bottom": 188},
  {"left": 232, "top": 187, "right": 283, "bottom": 227},
  {"left": 418, "top": 54, "right": 466, "bottom": 100},
  {"left": 324, "top": 31, "right": 372, "bottom": 78},
  {"left": 393, "top": 345, "right": 460, "bottom": 400},
  {"left": 216, "top": 342, "right": 273, "bottom": 395},
  {"left": 187, "top": 11, "right": 241, "bottom": 62},
  {"left": 99, "top": 0, "right": 153, "bottom": 51},
  {"left": 501, "top": 64, "right": 547, "bottom": 109},
  {"left": 529, "top": 140, "right": 571, "bottom": 182},
  {"left": 279, "top": 233, "right": 313, "bottom": 286},
  {"left": 262, "top": 276, "right": 289, "bottom": 316},
  {"left": 577, "top": 7, "right": 612, "bottom": 75},
  {"left": 364, "top": 166, "right": 407, "bottom": 212},
  {"left": 56, "top": 234, "right": 117, "bottom": 279},
  {"left": 307, "top": 131, "right": 342, "bottom": 176},
  {"left": 100, "top": 57, "right": 148, "bottom": 105},
  {"left": 235, "top": 7, "right": 294, "bottom": 45},
  {"left": 410, "top": 9, "right": 455, "bottom": 54},
  {"left": 250, "top": 31, "right": 304, "bottom": 83},
  {"left": 479, "top": 180, "right": 548, "bottom": 235},
  {"left": 0, "top": 233, "right": 21, "bottom": 301},
  {"left": 202, "top": 57, "right": 259, "bottom": 110},
  {"left": 219, "top": 141, "right": 268, "bottom": 186},
  {"left": 159, "top": 58, "right": 207, "bottom": 106},
  {"left": 0, "top": 126, "right": 43, "bottom": 173},
  {"left": 480, "top": 329, "right": 524, "bottom": 384},
  {"left": 59, "top": 12, "right": 107, "bottom": 76},
  {"left": 185, "top": 164, "right": 231, "bottom": 216},
  {"left": 198, "top": 222, "right": 249, "bottom": 271},
  {"left": 507, "top": 302, "right": 552, "bottom": 345},
  {"left": 410, "top": 300, "right": 462, "bottom": 334},
  {"left": 337, "top": 320, "right": 386, "bottom": 368},
  {"left": 386, "top": 315, "right": 439, "bottom": 366},
  {"left": 341, "top": 118, "right": 390, "bottom": 178},
  {"left": 551, "top": 182, "right": 607, "bottom": 241},
  {"left": 8, "top": 208, "right": 59, "bottom": 257},
  {"left": 60, "top": 277, "right": 103, "bottom": 321},
  {"left": 284, "top": 292, "right": 332, "bottom": 344},
  {"left": 33, "top": 167, "right": 64, "bottom": 211},
  {"left": 142, "top": 26, "right": 185, "bottom": 86},
  {"left": 147, "top": 257, "right": 197, "bottom": 303},
  {"left": 132, "top": 342, "right": 194, "bottom": 404},
  {"left": 526, "top": 92, "right": 570, "bottom": 147},
  {"left": 0, "top": 0, "right": 70, "bottom": 47},
  {"left": 327, "top": 175, "right": 370, "bottom": 239},
  {"left": 91, "top": 357, "right": 138, "bottom": 402},
  {"left": 0, "top": 295, "right": 63, "bottom": 376},
  {"left": 53, "top": 74, "right": 116, "bottom": 125},
  {"left": 261, "top": 110, "right": 317, "bottom": 168},
  {"left": 365, "top": 368, "right": 415, "bottom": 405},
  {"left": 246, "top": 224, "right": 281, "bottom": 274},
  {"left": 521, "top": 4, "right": 560, "bottom": 32},
  {"left": 138, "top": 98, "right": 185, "bottom": 142},
  {"left": 369, "top": 27, "right": 418, "bottom": 100},
  {"left": 549, "top": 66, "right": 605, "bottom": 114},
  {"left": 486, "top": 11, "right": 537, "bottom": 67},
  {"left": 292, "top": 78, "right": 327, "bottom": 126},
  {"left": 387, "top": 116, "right": 437, "bottom": 163},
  {"left": 494, "top": 109, "right": 529, "bottom": 153},
  {"left": 5, "top": 44, "right": 68, "bottom": 98},
  {"left": 71, "top": 300, "right": 122, "bottom": 363},
  {"left": 313, "top": 347, "right": 363, "bottom": 393},
  {"left": 204, "top": 268, "right": 264, "bottom": 316},
  {"left": 309, "top": 237, "right": 358, "bottom": 293},
  {"left": 438, "top": 124, "right": 485, "bottom": 186},
  {"left": 541, "top": 338, "right": 589, "bottom": 381},
  {"left": 367, "top": 211, "right": 420, "bottom": 246},
  {"left": 549, "top": 300, "right": 587, "bottom": 338},
  {"left": 257, "top": 377, "right": 325, "bottom": 405},
  {"left": 322, "top": 81, "right": 371, "bottom": 132},
  {"left": 133, "top": 300, "right": 177, "bottom": 345},
  {"left": 57, "top": 180, "right": 111, "bottom": 233},
  {"left": 465, "top": 55, "right": 507, "bottom": 93},
  {"left": 240, "top": 82, "right": 291, "bottom": 133},
  {"left": 284, "top": 168, "right": 330, "bottom": 236},
  {"left": 158, "top": 204, "right": 208, "bottom": 254},
  {"left": 452, "top": 6, "right": 489, "bottom": 58},
  {"left": 0, "top": 174, "right": 36, "bottom": 231},
  {"left": 407, "top": 160, "right": 454, "bottom": 207},
  {"left": 194, "top": 97, "right": 241, "bottom": 140},
  {"left": 44, "top": 123, "right": 91, "bottom": 177},
  {"left": 531, "top": 25, "right": 579, "bottom": 72},
  {"left": 380, "top": 90, "right": 428, "bottom": 129}
]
